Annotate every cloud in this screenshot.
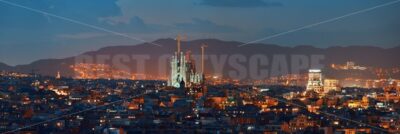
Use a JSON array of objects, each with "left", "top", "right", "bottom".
[
  {"left": 101, "top": 16, "right": 170, "bottom": 33},
  {"left": 199, "top": 0, "right": 282, "bottom": 8},
  {"left": 0, "top": 0, "right": 121, "bottom": 30},
  {"left": 100, "top": 17, "right": 240, "bottom": 35},
  {"left": 56, "top": 16, "right": 169, "bottom": 41},
  {"left": 0, "top": 0, "right": 123, "bottom": 44},
  {"left": 175, "top": 18, "right": 240, "bottom": 33},
  {"left": 57, "top": 32, "right": 107, "bottom": 39}
]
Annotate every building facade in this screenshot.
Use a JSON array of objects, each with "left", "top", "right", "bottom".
[
  {"left": 306, "top": 69, "right": 324, "bottom": 93},
  {"left": 168, "top": 39, "right": 203, "bottom": 88},
  {"left": 324, "top": 79, "right": 340, "bottom": 92}
]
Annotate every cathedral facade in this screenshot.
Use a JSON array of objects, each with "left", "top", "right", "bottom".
[
  {"left": 168, "top": 51, "right": 203, "bottom": 88},
  {"left": 168, "top": 35, "right": 203, "bottom": 88}
]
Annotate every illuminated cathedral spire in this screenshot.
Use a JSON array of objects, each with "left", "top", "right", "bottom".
[{"left": 168, "top": 35, "right": 203, "bottom": 88}]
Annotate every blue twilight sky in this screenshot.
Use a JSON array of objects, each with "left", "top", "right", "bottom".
[{"left": 0, "top": 0, "right": 399, "bottom": 65}]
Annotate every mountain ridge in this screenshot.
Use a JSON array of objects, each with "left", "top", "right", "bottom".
[{"left": 0, "top": 38, "right": 399, "bottom": 78}]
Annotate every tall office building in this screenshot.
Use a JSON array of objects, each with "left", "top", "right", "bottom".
[
  {"left": 324, "top": 79, "right": 340, "bottom": 92},
  {"left": 346, "top": 61, "right": 355, "bottom": 69},
  {"left": 306, "top": 69, "right": 324, "bottom": 93},
  {"left": 168, "top": 36, "right": 203, "bottom": 88},
  {"left": 56, "top": 71, "right": 61, "bottom": 79}
]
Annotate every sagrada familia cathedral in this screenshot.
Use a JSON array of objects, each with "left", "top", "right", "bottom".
[{"left": 168, "top": 35, "right": 204, "bottom": 88}]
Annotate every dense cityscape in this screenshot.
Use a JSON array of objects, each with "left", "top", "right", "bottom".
[
  {"left": 1, "top": 38, "right": 400, "bottom": 134},
  {"left": 1, "top": 68, "right": 400, "bottom": 133},
  {"left": 1, "top": 0, "right": 400, "bottom": 134}
]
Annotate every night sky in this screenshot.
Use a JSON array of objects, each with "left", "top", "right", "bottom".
[{"left": 0, "top": 0, "right": 399, "bottom": 65}]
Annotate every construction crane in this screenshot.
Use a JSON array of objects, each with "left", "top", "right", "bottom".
[
  {"left": 175, "top": 34, "right": 187, "bottom": 54},
  {"left": 201, "top": 44, "right": 207, "bottom": 74}
]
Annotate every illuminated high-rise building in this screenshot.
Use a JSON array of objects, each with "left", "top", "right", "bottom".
[
  {"left": 306, "top": 69, "right": 323, "bottom": 93},
  {"left": 56, "top": 71, "right": 61, "bottom": 79},
  {"left": 346, "top": 61, "right": 355, "bottom": 69},
  {"left": 324, "top": 79, "right": 340, "bottom": 92},
  {"left": 168, "top": 35, "right": 203, "bottom": 88}
]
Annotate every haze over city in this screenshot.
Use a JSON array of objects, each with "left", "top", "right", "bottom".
[{"left": 1, "top": 0, "right": 400, "bottom": 65}]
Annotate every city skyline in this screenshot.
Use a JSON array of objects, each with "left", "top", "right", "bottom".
[
  {"left": 1, "top": 1, "right": 400, "bottom": 133},
  {"left": 1, "top": 0, "right": 400, "bottom": 65}
]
